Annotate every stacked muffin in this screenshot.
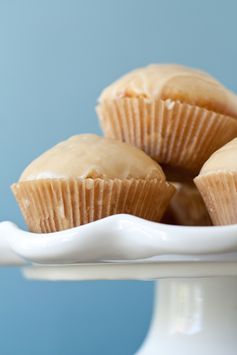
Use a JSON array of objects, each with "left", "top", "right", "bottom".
[
  {"left": 195, "top": 139, "right": 237, "bottom": 225},
  {"left": 12, "top": 134, "right": 175, "bottom": 232},
  {"left": 97, "top": 64, "right": 237, "bottom": 226},
  {"left": 97, "top": 64, "right": 237, "bottom": 176},
  {"left": 12, "top": 64, "right": 237, "bottom": 232}
]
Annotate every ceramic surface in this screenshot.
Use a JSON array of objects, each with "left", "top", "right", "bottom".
[
  {"left": 1, "top": 214, "right": 237, "bottom": 265},
  {"left": 22, "top": 261, "right": 237, "bottom": 281},
  {"left": 137, "top": 278, "right": 237, "bottom": 355},
  {"left": 1, "top": 215, "right": 237, "bottom": 355}
]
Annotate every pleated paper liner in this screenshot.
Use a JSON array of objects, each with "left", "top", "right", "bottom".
[
  {"left": 11, "top": 178, "right": 175, "bottom": 233},
  {"left": 162, "top": 183, "right": 211, "bottom": 226},
  {"left": 194, "top": 172, "right": 237, "bottom": 225},
  {"left": 96, "top": 98, "right": 237, "bottom": 175}
]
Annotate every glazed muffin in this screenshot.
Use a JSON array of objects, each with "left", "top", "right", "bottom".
[
  {"left": 97, "top": 64, "right": 237, "bottom": 176},
  {"left": 11, "top": 134, "right": 175, "bottom": 233},
  {"left": 162, "top": 183, "right": 211, "bottom": 226},
  {"left": 194, "top": 138, "right": 237, "bottom": 225}
]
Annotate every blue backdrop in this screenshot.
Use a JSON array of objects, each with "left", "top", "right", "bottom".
[{"left": 0, "top": 1, "right": 237, "bottom": 354}]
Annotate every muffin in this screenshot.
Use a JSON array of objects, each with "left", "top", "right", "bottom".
[
  {"left": 97, "top": 64, "right": 237, "bottom": 176},
  {"left": 11, "top": 134, "right": 175, "bottom": 233},
  {"left": 162, "top": 182, "right": 211, "bottom": 226},
  {"left": 194, "top": 138, "right": 237, "bottom": 225}
]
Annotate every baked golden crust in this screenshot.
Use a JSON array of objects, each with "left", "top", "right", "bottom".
[
  {"left": 198, "top": 138, "right": 237, "bottom": 175},
  {"left": 99, "top": 64, "right": 237, "bottom": 118},
  {"left": 20, "top": 134, "right": 165, "bottom": 181}
]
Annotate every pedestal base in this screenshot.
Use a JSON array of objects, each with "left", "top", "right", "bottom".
[{"left": 137, "top": 277, "right": 237, "bottom": 355}]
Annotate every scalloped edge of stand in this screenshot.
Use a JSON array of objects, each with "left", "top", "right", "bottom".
[{"left": 1, "top": 214, "right": 237, "bottom": 266}]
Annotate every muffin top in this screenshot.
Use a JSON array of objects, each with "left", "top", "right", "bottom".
[
  {"left": 198, "top": 138, "right": 237, "bottom": 176},
  {"left": 98, "top": 64, "right": 237, "bottom": 118},
  {"left": 20, "top": 134, "right": 165, "bottom": 181}
]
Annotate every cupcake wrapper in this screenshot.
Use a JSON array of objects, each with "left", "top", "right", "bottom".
[
  {"left": 165, "top": 183, "right": 211, "bottom": 226},
  {"left": 11, "top": 178, "right": 175, "bottom": 233},
  {"left": 194, "top": 172, "right": 237, "bottom": 225},
  {"left": 97, "top": 98, "right": 237, "bottom": 174}
]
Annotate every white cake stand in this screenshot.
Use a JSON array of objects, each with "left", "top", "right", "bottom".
[{"left": 1, "top": 214, "right": 237, "bottom": 355}]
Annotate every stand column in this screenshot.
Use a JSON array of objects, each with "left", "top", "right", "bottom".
[{"left": 136, "top": 277, "right": 237, "bottom": 355}]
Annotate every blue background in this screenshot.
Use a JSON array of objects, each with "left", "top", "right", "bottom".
[{"left": 0, "top": 1, "right": 237, "bottom": 354}]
